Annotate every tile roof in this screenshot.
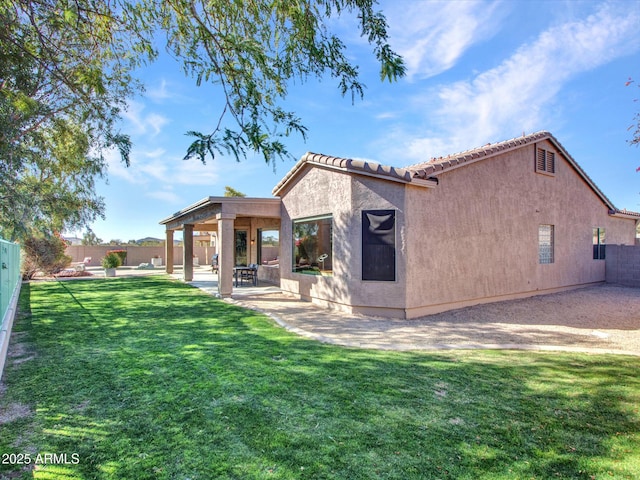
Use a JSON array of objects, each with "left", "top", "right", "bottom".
[
  {"left": 610, "top": 208, "right": 640, "bottom": 219},
  {"left": 272, "top": 151, "right": 437, "bottom": 195},
  {"left": 272, "top": 131, "right": 639, "bottom": 218},
  {"left": 406, "top": 130, "right": 633, "bottom": 214},
  {"left": 408, "top": 131, "right": 551, "bottom": 178},
  {"left": 302, "top": 152, "right": 414, "bottom": 182}
]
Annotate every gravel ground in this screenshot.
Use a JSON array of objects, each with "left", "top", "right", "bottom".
[{"left": 233, "top": 284, "right": 640, "bottom": 355}]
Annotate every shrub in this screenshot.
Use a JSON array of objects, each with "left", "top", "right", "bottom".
[
  {"left": 21, "top": 235, "right": 72, "bottom": 279},
  {"left": 107, "top": 249, "right": 127, "bottom": 265},
  {"left": 101, "top": 252, "right": 122, "bottom": 269}
]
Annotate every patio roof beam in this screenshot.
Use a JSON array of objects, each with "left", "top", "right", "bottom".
[
  {"left": 160, "top": 197, "right": 281, "bottom": 232},
  {"left": 162, "top": 203, "right": 222, "bottom": 231},
  {"left": 193, "top": 224, "right": 218, "bottom": 232}
]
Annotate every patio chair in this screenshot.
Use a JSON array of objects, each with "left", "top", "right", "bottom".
[
  {"left": 240, "top": 263, "right": 258, "bottom": 286},
  {"left": 211, "top": 254, "right": 219, "bottom": 273},
  {"left": 72, "top": 257, "right": 92, "bottom": 271}
]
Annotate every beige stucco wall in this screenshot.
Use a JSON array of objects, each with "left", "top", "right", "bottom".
[
  {"left": 279, "top": 165, "right": 410, "bottom": 316},
  {"left": 346, "top": 174, "right": 409, "bottom": 315},
  {"left": 66, "top": 245, "right": 211, "bottom": 266},
  {"left": 404, "top": 140, "right": 637, "bottom": 316},
  {"left": 278, "top": 142, "right": 636, "bottom": 318}
]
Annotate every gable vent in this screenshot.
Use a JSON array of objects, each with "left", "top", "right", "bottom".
[{"left": 536, "top": 148, "right": 555, "bottom": 175}]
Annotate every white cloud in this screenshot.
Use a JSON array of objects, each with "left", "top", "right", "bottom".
[
  {"left": 147, "top": 189, "right": 183, "bottom": 204},
  {"left": 121, "top": 100, "right": 170, "bottom": 137},
  {"left": 384, "top": 0, "right": 505, "bottom": 80},
  {"left": 146, "top": 79, "right": 172, "bottom": 102},
  {"left": 104, "top": 147, "right": 137, "bottom": 183},
  {"left": 375, "top": 111, "right": 397, "bottom": 120},
  {"left": 109, "top": 151, "right": 221, "bottom": 187},
  {"left": 383, "top": 1, "right": 640, "bottom": 162},
  {"left": 146, "top": 113, "right": 169, "bottom": 136},
  {"left": 105, "top": 148, "right": 222, "bottom": 218},
  {"left": 143, "top": 148, "right": 166, "bottom": 159},
  {"left": 170, "top": 159, "right": 221, "bottom": 186}
]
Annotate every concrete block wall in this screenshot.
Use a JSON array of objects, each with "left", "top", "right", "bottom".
[
  {"left": 66, "top": 245, "right": 212, "bottom": 267},
  {"left": 606, "top": 245, "right": 640, "bottom": 287}
]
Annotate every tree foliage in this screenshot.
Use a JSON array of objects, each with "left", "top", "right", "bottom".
[
  {"left": 627, "top": 77, "right": 640, "bottom": 171},
  {"left": 150, "top": 0, "right": 406, "bottom": 165},
  {"left": 0, "top": 0, "right": 150, "bottom": 241},
  {"left": 223, "top": 186, "right": 246, "bottom": 197},
  {"left": 1, "top": 0, "right": 404, "bottom": 241},
  {"left": 82, "top": 230, "right": 103, "bottom": 246},
  {"left": 21, "top": 234, "right": 71, "bottom": 279}
]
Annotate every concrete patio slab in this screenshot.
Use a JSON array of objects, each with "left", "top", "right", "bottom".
[
  {"left": 222, "top": 284, "right": 640, "bottom": 356},
  {"left": 169, "top": 266, "right": 282, "bottom": 298}
]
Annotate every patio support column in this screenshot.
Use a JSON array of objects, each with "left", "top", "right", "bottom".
[
  {"left": 165, "top": 230, "right": 174, "bottom": 274},
  {"left": 217, "top": 213, "right": 236, "bottom": 297},
  {"left": 250, "top": 218, "right": 258, "bottom": 265},
  {"left": 183, "top": 224, "right": 194, "bottom": 282}
]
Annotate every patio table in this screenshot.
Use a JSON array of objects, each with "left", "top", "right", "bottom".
[{"left": 234, "top": 266, "right": 257, "bottom": 287}]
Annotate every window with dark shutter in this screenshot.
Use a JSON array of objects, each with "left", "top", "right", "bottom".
[{"left": 362, "top": 210, "right": 396, "bottom": 281}]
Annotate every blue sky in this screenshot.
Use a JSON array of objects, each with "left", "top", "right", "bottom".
[{"left": 82, "top": 0, "right": 640, "bottom": 242}]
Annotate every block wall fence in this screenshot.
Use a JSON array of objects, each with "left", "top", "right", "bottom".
[
  {"left": 605, "top": 244, "right": 640, "bottom": 288},
  {"left": 68, "top": 244, "right": 640, "bottom": 288},
  {"left": 66, "top": 245, "right": 213, "bottom": 267}
]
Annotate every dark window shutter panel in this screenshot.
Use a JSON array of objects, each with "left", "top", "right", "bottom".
[{"left": 362, "top": 210, "right": 396, "bottom": 281}]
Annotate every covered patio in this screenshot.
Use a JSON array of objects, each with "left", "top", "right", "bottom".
[{"left": 160, "top": 196, "right": 281, "bottom": 297}]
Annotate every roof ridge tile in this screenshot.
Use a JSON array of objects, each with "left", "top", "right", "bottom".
[
  {"left": 407, "top": 131, "right": 551, "bottom": 175},
  {"left": 273, "top": 132, "right": 636, "bottom": 217}
]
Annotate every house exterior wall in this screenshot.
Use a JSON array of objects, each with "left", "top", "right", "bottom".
[
  {"left": 345, "top": 175, "right": 408, "bottom": 315},
  {"left": 404, "top": 140, "right": 637, "bottom": 316},
  {"left": 279, "top": 165, "right": 409, "bottom": 315},
  {"left": 279, "top": 165, "right": 350, "bottom": 309},
  {"left": 277, "top": 140, "right": 637, "bottom": 318}
]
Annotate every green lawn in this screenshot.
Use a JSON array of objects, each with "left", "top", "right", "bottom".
[{"left": 1, "top": 277, "right": 639, "bottom": 480}]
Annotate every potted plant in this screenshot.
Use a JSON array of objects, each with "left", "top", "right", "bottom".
[
  {"left": 151, "top": 255, "right": 162, "bottom": 267},
  {"left": 101, "top": 252, "right": 121, "bottom": 277},
  {"left": 107, "top": 249, "right": 127, "bottom": 266}
]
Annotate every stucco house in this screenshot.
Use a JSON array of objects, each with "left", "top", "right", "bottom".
[{"left": 161, "top": 131, "right": 639, "bottom": 318}]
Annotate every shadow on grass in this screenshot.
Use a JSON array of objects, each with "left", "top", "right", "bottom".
[{"left": 1, "top": 277, "right": 639, "bottom": 479}]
